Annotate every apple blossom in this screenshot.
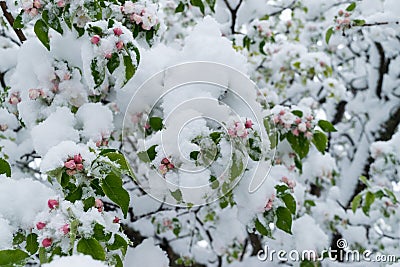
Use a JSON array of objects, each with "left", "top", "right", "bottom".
[
  {"left": 113, "top": 27, "right": 123, "bottom": 36},
  {"left": 42, "top": 238, "right": 52, "bottom": 248},
  {"left": 91, "top": 35, "right": 101, "bottom": 45},
  {"left": 48, "top": 199, "right": 59, "bottom": 209},
  {"left": 36, "top": 222, "right": 46, "bottom": 230}
]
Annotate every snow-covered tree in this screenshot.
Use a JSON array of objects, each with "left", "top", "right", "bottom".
[{"left": 0, "top": 0, "right": 399, "bottom": 266}]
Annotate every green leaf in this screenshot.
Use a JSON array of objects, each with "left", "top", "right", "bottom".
[
  {"left": 171, "top": 189, "right": 182, "bottom": 202},
  {"left": 93, "top": 223, "right": 111, "bottom": 242},
  {"left": 231, "top": 153, "right": 244, "bottom": 180},
  {"left": 205, "top": 0, "right": 216, "bottom": 12},
  {"left": 34, "top": 19, "right": 50, "bottom": 50},
  {"left": 113, "top": 254, "right": 123, "bottom": 267},
  {"left": 13, "top": 232, "right": 25, "bottom": 246},
  {"left": 83, "top": 197, "right": 95, "bottom": 211},
  {"left": 352, "top": 19, "right": 365, "bottom": 26},
  {"left": 77, "top": 238, "right": 106, "bottom": 261},
  {"left": 209, "top": 132, "right": 222, "bottom": 143},
  {"left": 107, "top": 53, "right": 120, "bottom": 74},
  {"left": 255, "top": 218, "right": 271, "bottom": 237},
  {"left": 259, "top": 39, "right": 266, "bottom": 55},
  {"left": 0, "top": 249, "right": 29, "bottom": 266},
  {"left": 281, "top": 194, "right": 296, "bottom": 214},
  {"left": 276, "top": 206, "right": 292, "bottom": 234},
  {"left": 351, "top": 194, "right": 362, "bottom": 213},
  {"left": 65, "top": 185, "right": 83, "bottom": 202},
  {"left": 137, "top": 145, "right": 157, "bottom": 163},
  {"left": 149, "top": 117, "right": 163, "bottom": 131},
  {"left": 13, "top": 14, "right": 24, "bottom": 29},
  {"left": 38, "top": 247, "right": 47, "bottom": 264},
  {"left": 91, "top": 58, "right": 105, "bottom": 88},
  {"left": 101, "top": 174, "right": 130, "bottom": 218},
  {"left": 175, "top": 1, "right": 185, "bottom": 12},
  {"left": 190, "top": 0, "right": 205, "bottom": 14},
  {"left": 346, "top": 2, "right": 356, "bottom": 11},
  {"left": 286, "top": 132, "right": 310, "bottom": 159},
  {"left": 291, "top": 110, "right": 303, "bottom": 118},
  {"left": 359, "top": 175, "right": 369, "bottom": 186},
  {"left": 384, "top": 188, "right": 398, "bottom": 204},
  {"left": 325, "top": 27, "right": 334, "bottom": 44},
  {"left": 190, "top": 151, "right": 200, "bottom": 161},
  {"left": 26, "top": 233, "right": 38, "bottom": 255},
  {"left": 104, "top": 152, "right": 134, "bottom": 177},
  {"left": 312, "top": 130, "right": 328, "bottom": 154},
  {"left": 123, "top": 55, "right": 136, "bottom": 83},
  {"left": 107, "top": 234, "right": 127, "bottom": 255},
  {"left": 69, "top": 219, "right": 79, "bottom": 249},
  {"left": 318, "top": 120, "right": 337, "bottom": 132},
  {"left": 362, "top": 191, "right": 375, "bottom": 216},
  {"left": 90, "top": 179, "right": 105, "bottom": 196},
  {"left": 42, "top": 10, "right": 63, "bottom": 34},
  {"left": 0, "top": 158, "right": 11, "bottom": 177}
]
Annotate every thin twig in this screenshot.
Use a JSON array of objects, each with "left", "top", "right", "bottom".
[{"left": 0, "top": 1, "right": 26, "bottom": 43}]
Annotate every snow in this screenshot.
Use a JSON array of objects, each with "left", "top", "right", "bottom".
[
  {"left": 0, "top": 177, "right": 55, "bottom": 229},
  {"left": 0, "top": 217, "right": 14, "bottom": 250},
  {"left": 40, "top": 141, "right": 97, "bottom": 173},
  {"left": 31, "top": 107, "right": 79, "bottom": 156},
  {"left": 43, "top": 255, "right": 108, "bottom": 267},
  {"left": 76, "top": 103, "right": 114, "bottom": 142},
  {"left": 124, "top": 238, "right": 169, "bottom": 267}
]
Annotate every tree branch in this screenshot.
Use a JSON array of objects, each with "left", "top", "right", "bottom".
[{"left": 0, "top": 1, "right": 26, "bottom": 43}]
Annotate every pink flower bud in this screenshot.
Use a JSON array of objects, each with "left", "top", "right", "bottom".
[
  {"left": 0, "top": 124, "right": 8, "bottom": 131},
  {"left": 338, "top": 9, "right": 344, "bottom": 16},
  {"left": 279, "top": 110, "right": 285, "bottom": 116},
  {"left": 113, "top": 27, "right": 123, "bottom": 36},
  {"left": 8, "top": 93, "right": 21, "bottom": 105},
  {"left": 113, "top": 216, "right": 120, "bottom": 223},
  {"left": 57, "top": 0, "right": 65, "bottom": 7},
  {"left": 144, "top": 123, "right": 151, "bottom": 130},
  {"left": 36, "top": 222, "right": 46, "bottom": 230},
  {"left": 61, "top": 224, "right": 70, "bottom": 234},
  {"left": 245, "top": 119, "right": 253, "bottom": 129},
  {"left": 74, "top": 154, "right": 82, "bottom": 164},
  {"left": 66, "top": 169, "right": 76, "bottom": 176},
  {"left": 167, "top": 163, "right": 175, "bottom": 169},
  {"left": 42, "top": 238, "right": 52, "bottom": 247},
  {"left": 305, "top": 131, "right": 313, "bottom": 139},
  {"left": 116, "top": 41, "right": 124, "bottom": 50},
  {"left": 29, "top": 89, "right": 41, "bottom": 100},
  {"left": 273, "top": 115, "right": 280, "bottom": 124},
  {"left": 344, "top": 12, "right": 350, "bottom": 17},
  {"left": 295, "top": 117, "right": 302, "bottom": 124},
  {"left": 91, "top": 35, "right": 101, "bottom": 45},
  {"left": 75, "top": 164, "right": 84, "bottom": 171},
  {"left": 48, "top": 199, "right": 59, "bottom": 209},
  {"left": 264, "top": 194, "right": 275, "bottom": 211},
  {"left": 336, "top": 19, "right": 342, "bottom": 25},
  {"left": 281, "top": 176, "right": 289, "bottom": 184},
  {"left": 292, "top": 128, "right": 300, "bottom": 136},
  {"left": 228, "top": 128, "right": 236, "bottom": 137},
  {"left": 95, "top": 199, "right": 103, "bottom": 209},
  {"left": 33, "top": 0, "right": 41, "bottom": 8},
  {"left": 64, "top": 159, "right": 76, "bottom": 170},
  {"left": 306, "top": 121, "right": 312, "bottom": 129},
  {"left": 29, "top": 8, "right": 38, "bottom": 17},
  {"left": 306, "top": 115, "right": 313, "bottom": 121},
  {"left": 105, "top": 53, "right": 112, "bottom": 59},
  {"left": 159, "top": 164, "right": 168, "bottom": 175},
  {"left": 161, "top": 158, "right": 170, "bottom": 165},
  {"left": 343, "top": 18, "right": 350, "bottom": 25},
  {"left": 130, "top": 14, "right": 142, "bottom": 24}
]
